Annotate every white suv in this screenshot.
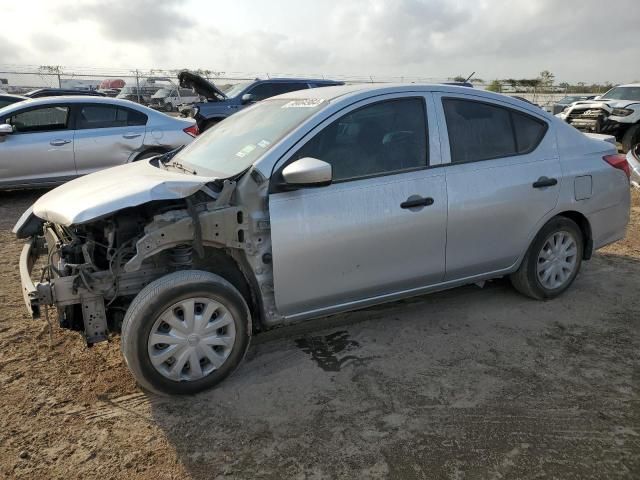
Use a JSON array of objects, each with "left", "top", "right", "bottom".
[{"left": 557, "top": 83, "right": 640, "bottom": 152}]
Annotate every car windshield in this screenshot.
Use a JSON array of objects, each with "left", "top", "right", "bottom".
[
  {"left": 559, "top": 96, "right": 580, "bottom": 103},
  {"left": 152, "top": 89, "right": 173, "bottom": 99},
  {"left": 223, "top": 81, "right": 251, "bottom": 98},
  {"left": 172, "top": 98, "right": 326, "bottom": 178},
  {"left": 601, "top": 86, "right": 640, "bottom": 101}
]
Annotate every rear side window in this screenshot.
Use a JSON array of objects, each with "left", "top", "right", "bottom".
[
  {"left": 9, "top": 106, "right": 70, "bottom": 133},
  {"left": 272, "top": 83, "right": 309, "bottom": 95},
  {"left": 77, "top": 105, "right": 147, "bottom": 129},
  {"left": 443, "top": 98, "right": 547, "bottom": 163}
]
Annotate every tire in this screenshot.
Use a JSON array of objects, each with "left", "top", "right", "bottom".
[
  {"left": 510, "top": 217, "right": 584, "bottom": 300},
  {"left": 621, "top": 124, "right": 640, "bottom": 153},
  {"left": 121, "top": 270, "right": 251, "bottom": 395}
]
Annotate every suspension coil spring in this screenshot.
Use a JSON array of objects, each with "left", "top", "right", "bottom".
[{"left": 169, "top": 245, "right": 193, "bottom": 269}]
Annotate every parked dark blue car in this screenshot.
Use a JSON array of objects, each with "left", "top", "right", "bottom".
[{"left": 178, "top": 71, "right": 343, "bottom": 130}]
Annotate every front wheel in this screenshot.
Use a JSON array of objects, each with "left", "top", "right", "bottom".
[
  {"left": 121, "top": 270, "right": 251, "bottom": 395},
  {"left": 621, "top": 124, "right": 640, "bottom": 153},
  {"left": 510, "top": 217, "right": 584, "bottom": 300}
]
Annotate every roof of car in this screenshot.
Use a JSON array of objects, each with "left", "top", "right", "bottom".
[
  {"left": 277, "top": 82, "right": 527, "bottom": 102},
  {"left": 255, "top": 78, "right": 343, "bottom": 84},
  {"left": 619, "top": 83, "right": 640, "bottom": 88},
  {"left": 273, "top": 83, "right": 554, "bottom": 119},
  {"left": 0, "top": 95, "right": 161, "bottom": 113},
  {"left": 0, "top": 93, "right": 27, "bottom": 100}
]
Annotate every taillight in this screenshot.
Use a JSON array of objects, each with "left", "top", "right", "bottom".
[
  {"left": 183, "top": 124, "right": 199, "bottom": 137},
  {"left": 603, "top": 154, "right": 630, "bottom": 179}
]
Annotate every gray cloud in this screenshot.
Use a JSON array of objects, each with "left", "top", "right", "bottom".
[
  {"left": 4, "top": 0, "right": 639, "bottom": 84},
  {"left": 74, "top": 0, "right": 194, "bottom": 43},
  {"left": 29, "top": 33, "right": 68, "bottom": 54},
  {"left": 0, "top": 35, "right": 22, "bottom": 64}
]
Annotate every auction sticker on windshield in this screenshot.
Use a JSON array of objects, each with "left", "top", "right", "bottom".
[
  {"left": 282, "top": 99, "right": 325, "bottom": 108},
  {"left": 235, "top": 144, "right": 256, "bottom": 158}
]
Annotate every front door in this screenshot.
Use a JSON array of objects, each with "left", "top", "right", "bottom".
[
  {"left": 269, "top": 94, "right": 447, "bottom": 318},
  {"left": 434, "top": 93, "right": 562, "bottom": 280},
  {"left": 73, "top": 103, "right": 147, "bottom": 175},
  {"left": 0, "top": 104, "right": 76, "bottom": 187}
]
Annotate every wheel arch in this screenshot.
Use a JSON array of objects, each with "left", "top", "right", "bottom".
[
  {"left": 192, "top": 246, "right": 264, "bottom": 332},
  {"left": 555, "top": 210, "right": 593, "bottom": 259}
]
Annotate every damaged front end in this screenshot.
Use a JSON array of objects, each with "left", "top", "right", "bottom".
[
  {"left": 560, "top": 100, "right": 637, "bottom": 142},
  {"left": 15, "top": 167, "right": 273, "bottom": 346}
]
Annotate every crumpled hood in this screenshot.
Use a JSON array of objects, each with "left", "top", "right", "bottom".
[
  {"left": 33, "top": 160, "right": 214, "bottom": 226},
  {"left": 569, "top": 99, "right": 638, "bottom": 110}
]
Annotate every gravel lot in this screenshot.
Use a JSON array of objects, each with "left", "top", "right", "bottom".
[{"left": 0, "top": 188, "right": 639, "bottom": 480}]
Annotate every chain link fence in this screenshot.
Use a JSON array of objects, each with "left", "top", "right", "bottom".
[{"left": 0, "top": 65, "right": 607, "bottom": 112}]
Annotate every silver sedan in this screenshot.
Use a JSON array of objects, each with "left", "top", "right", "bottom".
[{"left": 0, "top": 96, "right": 198, "bottom": 190}]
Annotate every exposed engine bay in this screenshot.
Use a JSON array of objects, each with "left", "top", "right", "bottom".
[{"left": 19, "top": 172, "right": 277, "bottom": 346}]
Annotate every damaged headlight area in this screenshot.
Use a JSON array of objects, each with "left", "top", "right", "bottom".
[
  {"left": 611, "top": 108, "right": 634, "bottom": 117},
  {"left": 19, "top": 209, "right": 175, "bottom": 345}
]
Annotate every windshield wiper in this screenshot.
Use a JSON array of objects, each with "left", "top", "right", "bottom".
[
  {"left": 155, "top": 146, "right": 198, "bottom": 175},
  {"left": 157, "top": 145, "right": 185, "bottom": 163},
  {"left": 167, "top": 161, "right": 198, "bottom": 175}
]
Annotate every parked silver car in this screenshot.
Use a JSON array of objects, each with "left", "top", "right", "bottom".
[
  {"left": 15, "top": 84, "right": 630, "bottom": 395},
  {"left": 0, "top": 96, "right": 198, "bottom": 190}
]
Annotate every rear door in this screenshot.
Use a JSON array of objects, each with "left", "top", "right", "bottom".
[
  {"left": 269, "top": 93, "right": 447, "bottom": 318},
  {"left": 0, "top": 104, "right": 76, "bottom": 187},
  {"left": 434, "top": 93, "right": 561, "bottom": 280},
  {"left": 73, "top": 103, "right": 147, "bottom": 175}
]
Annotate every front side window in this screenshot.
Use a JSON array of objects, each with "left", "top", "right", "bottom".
[
  {"left": 292, "top": 97, "right": 428, "bottom": 181},
  {"left": 8, "top": 106, "right": 70, "bottom": 133},
  {"left": 247, "top": 83, "right": 277, "bottom": 101},
  {"left": 443, "top": 98, "right": 546, "bottom": 164}
]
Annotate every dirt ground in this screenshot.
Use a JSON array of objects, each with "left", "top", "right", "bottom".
[{"left": 0, "top": 189, "right": 638, "bottom": 480}]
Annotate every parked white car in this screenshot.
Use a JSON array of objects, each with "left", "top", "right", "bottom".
[
  {"left": 150, "top": 88, "right": 201, "bottom": 112},
  {"left": 0, "top": 96, "right": 199, "bottom": 190},
  {"left": 557, "top": 83, "right": 640, "bottom": 152}
]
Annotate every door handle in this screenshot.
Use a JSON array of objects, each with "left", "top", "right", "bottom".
[
  {"left": 401, "top": 195, "right": 434, "bottom": 209},
  {"left": 49, "top": 139, "right": 71, "bottom": 146},
  {"left": 123, "top": 133, "right": 142, "bottom": 139},
  {"left": 532, "top": 176, "right": 558, "bottom": 188}
]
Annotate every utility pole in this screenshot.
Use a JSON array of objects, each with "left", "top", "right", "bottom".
[{"left": 136, "top": 70, "right": 141, "bottom": 104}]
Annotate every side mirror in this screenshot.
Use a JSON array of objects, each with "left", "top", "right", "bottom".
[
  {"left": 241, "top": 93, "right": 256, "bottom": 104},
  {"left": 282, "top": 157, "right": 332, "bottom": 188},
  {"left": 0, "top": 124, "right": 13, "bottom": 141},
  {"left": 594, "top": 95, "right": 602, "bottom": 100}
]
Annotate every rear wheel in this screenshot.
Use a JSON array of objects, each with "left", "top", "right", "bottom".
[
  {"left": 510, "top": 217, "right": 583, "bottom": 300},
  {"left": 121, "top": 270, "right": 251, "bottom": 395}
]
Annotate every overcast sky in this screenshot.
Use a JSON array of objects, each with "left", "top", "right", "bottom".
[{"left": 1, "top": 0, "right": 638, "bottom": 84}]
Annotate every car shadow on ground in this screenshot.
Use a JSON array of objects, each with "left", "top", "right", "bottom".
[{"left": 145, "top": 253, "right": 640, "bottom": 479}]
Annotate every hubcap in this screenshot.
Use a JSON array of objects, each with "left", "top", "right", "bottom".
[
  {"left": 536, "top": 231, "right": 578, "bottom": 290},
  {"left": 147, "top": 297, "right": 236, "bottom": 382}
]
